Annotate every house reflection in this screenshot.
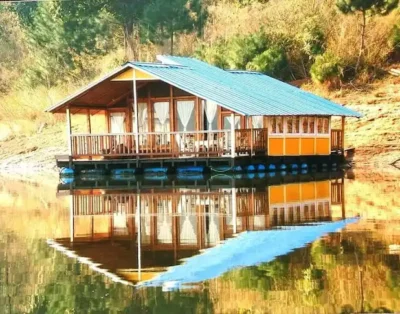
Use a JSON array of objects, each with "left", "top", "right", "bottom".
[{"left": 52, "top": 174, "right": 346, "bottom": 285}]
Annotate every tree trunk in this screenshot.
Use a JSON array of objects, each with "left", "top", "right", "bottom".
[
  {"left": 355, "top": 10, "right": 366, "bottom": 73},
  {"left": 170, "top": 31, "right": 174, "bottom": 55},
  {"left": 124, "top": 21, "right": 138, "bottom": 61}
]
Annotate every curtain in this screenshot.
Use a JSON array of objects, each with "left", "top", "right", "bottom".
[
  {"left": 227, "top": 115, "right": 241, "bottom": 129},
  {"left": 154, "top": 102, "right": 170, "bottom": 132},
  {"left": 178, "top": 195, "right": 197, "bottom": 244},
  {"left": 110, "top": 112, "right": 125, "bottom": 133},
  {"left": 205, "top": 100, "right": 218, "bottom": 131},
  {"left": 252, "top": 116, "right": 263, "bottom": 129},
  {"left": 177, "top": 100, "right": 195, "bottom": 131},
  {"left": 133, "top": 103, "right": 148, "bottom": 133}
]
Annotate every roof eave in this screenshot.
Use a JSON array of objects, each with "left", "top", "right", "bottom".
[{"left": 45, "top": 63, "right": 135, "bottom": 114}]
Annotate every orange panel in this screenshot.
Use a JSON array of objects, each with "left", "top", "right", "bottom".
[
  {"left": 74, "top": 216, "right": 91, "bottom": 236},
  {"left": 316, "top": 138, "right": 330, "bottom": 155},
  {"left": 285, "top": 138, "right": 300, "bottom": 155},
  {"left": 269, "top": 186, "right": 285, "bottom": 204},
  {"left": 269, "top": 138, "right": 284, "bottom": 156},
  {"left": 301, "top": 138, "right": 315, "bottom": 155},
  {"left": 316, "top": 181, "right": 330, "bottom": 198},
  {"left": 112, "top": 68, "right": 156, "bottom": 80},
  {"left": 286, "top": 184, "right": 300, "bottom": 202},
  {"left": 301, "top": 182, "right": 315, "bottom": 201}
]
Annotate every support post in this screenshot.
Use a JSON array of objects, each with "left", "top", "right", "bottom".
[
  {"left": 341, "top": 116, "right": 345, "bottom": 152},
  {"left": 66, "top": 107, "right": 72, "bottom": 156},
  {"left": 230, "top": 113, "right": 235, "bottom": 158},
  {"left": 341, "top": 178, "right": 346, "bottom": 219},
  {"left": 249, "top": 116, "right": 253, "bottom": 156},
  {"left": 69, "top": 195, "right": 74, "bottom": 243},
  {"left": 232, "top": 187, "right": 237, "bottom": 234},
  {"left": 86, "top": 109, "right": 91, "bottom": 133},
  {"left": 133, "top": 69, "right": 140, "bottom": 157},
  {"left": 136, "top": 192, "right": 142, "bottom": 281}
]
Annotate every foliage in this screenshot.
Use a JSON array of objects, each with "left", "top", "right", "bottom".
[
  {"left": 389, "top": 24, "right": 400, "bottom": 52},
  {"left": 24, "top": 0, "right": 114, "bottom": 87},
  {"left": 222, "top": 257, "right": 290, "bottom": 293},
  {"left": 336, "top": 0, "right": 399, "bottom": 72},
  {"left": 298, "top": 17, "right": 326, "bottom": 58},
  {"left": 336, "top": 0, "right": 399, "bottom": 15},
  {"left": 310, "top": 52, "right": 342, "bottom": 84},
  {"left": 144, "top": 0, "right": 207, "bottom": 55},
  {"left": 198, "top": 31, "right": 290, "bottom": 79},
  {"left": 1, "top": 0, "right": 400, "bottom": 123}
]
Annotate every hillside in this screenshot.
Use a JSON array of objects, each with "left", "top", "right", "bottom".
[{"left": 306, "top": 76, "right": 400, "bottom": 168}]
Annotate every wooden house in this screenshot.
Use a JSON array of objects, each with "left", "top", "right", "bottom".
[{"left": 47, "top": 56, "right": 361, "bottom": 172}]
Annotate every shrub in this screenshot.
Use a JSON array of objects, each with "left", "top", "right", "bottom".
[
  {"left": 310, "top": 52, "right": 342, "bottom": 84},
  {"left": 246, "top": 46, "right": 289, "bottom": 79}
]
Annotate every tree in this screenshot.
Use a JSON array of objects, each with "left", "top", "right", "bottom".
[
  {"left": 336, "top": 0, "right": 399, "bottom": 72},
  {"left": 144, "top": 0, "right": 207, "bottom": 55},
  {"left": 103, "top": 0, "right": 148, "bottom": 60},
  {"left": 24, "top": 0, "right": 112, "bottom": 86}
]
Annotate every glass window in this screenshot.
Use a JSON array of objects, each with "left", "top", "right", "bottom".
[
  {"left": 132, "top": 103, "right": 148, "bottom": 133},
  {"left": 308, "top": 117, "right": 315, "bottom": 134},
  {"left": 287, "top": 117, "right": 293, "bottom": 134},
  {"left": 302, "top": 117, "right": 315, "bottom": 134},
  {"left": 317, "top": 118, "right": 323, "bottom": 134},
  {"left": 177, "top": 100, "right": 195, "bottom": 132},
  {"left": 286, "top": 117, "right": 300, "bottom": 134},
  {"left": 293, "top": 117, "right": 300, "bottom": 133},
  {"left": 302, "top": 117, "right": 309, "bottom": 134},
  {"left": 271, "top": 117, "right": 283, "bottom": 134},
  {"left": 223, "top": 115, "right": 241, "bottom": 130},
  {"left": 317, "top": 117, "right": 330, "bottom": 134},
  {"left": 323, "top": 117, "right": 329, "bottom": 134}
]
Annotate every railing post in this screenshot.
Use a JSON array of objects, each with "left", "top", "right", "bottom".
[
  {"left": 341, "top": 116, "right": 345, "bottom": 151},
  {"left": 249, "top": 116, "right": 253, "bottom": 156},
  {"left": 230, "top": 113, "right": 235, "bottom": 158}
]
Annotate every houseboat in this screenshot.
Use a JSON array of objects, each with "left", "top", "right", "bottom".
[
  {"left": 49, "top": 174, "right": 348, "bottom": 286},
  {"left": 47, "top": 56, "right": 361, "bottom": 174}
]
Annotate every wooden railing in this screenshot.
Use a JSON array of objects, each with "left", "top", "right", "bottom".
[
  {"left": 70, "top": 128, "right": 269, "bottom": 159},
  {"left": 331, "top": 129, "right": 344, "bottom": 151},
  {"left": 235, "top": 128, "right": 268, "bottom": 154},
  {"left": 71, "top": 130, "right": 232, "bottom": 158}
]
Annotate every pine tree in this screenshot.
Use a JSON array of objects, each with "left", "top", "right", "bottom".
[
  {"left": 336, "top": 0, "right": 399, "bottom": 72},
  {"left": 144, "top": 0, "right": 207, "bottom": 55}
]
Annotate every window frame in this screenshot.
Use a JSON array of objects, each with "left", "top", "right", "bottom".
[
  {"left": 285, "top": 116, "right": 301, "bottom": 136},
  {"left": 269, "top": 116, "right": 284, "bottom": 135}
]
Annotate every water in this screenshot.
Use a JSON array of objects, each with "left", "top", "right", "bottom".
[{"left": 0, "top": 170, "right": 399, "bottom": 314}]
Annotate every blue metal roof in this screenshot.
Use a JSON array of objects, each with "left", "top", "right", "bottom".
[
  {"left": 131, "top": 56, "right": 361, "bottom": 117},
  {"left": 138, "top": 218, "right": 359, "bottom": 289}
]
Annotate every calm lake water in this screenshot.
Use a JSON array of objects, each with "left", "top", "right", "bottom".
[{"left": 0, "top": 170, "right": 399, "bottom": 314}]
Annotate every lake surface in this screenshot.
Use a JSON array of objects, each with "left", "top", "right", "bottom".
[{"left": 0, "top": 170, "right": 399, "bottom": 314}]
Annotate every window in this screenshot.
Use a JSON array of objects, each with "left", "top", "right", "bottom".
[
  {"left": 286, "top": 117, "right": 300, "bottom": 134},
  {"left": 270, "top": 117, "right": 284, "bottom": 134},
  {"left": 317, "top": 117, "right": 330, "bottom": 134},
  {"left": 132, "top": 102, "right": 148, "bottom": 133},
  {"left": 302, "top": 117, "right": 315, "bottom": 134}
]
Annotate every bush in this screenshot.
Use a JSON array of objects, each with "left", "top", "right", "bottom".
[
  {"left": 310, "top": 52, "right": 342, "bottom": 84},
  {"left": 246, "top": 46, "right": 289, "bottom": 79}
]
